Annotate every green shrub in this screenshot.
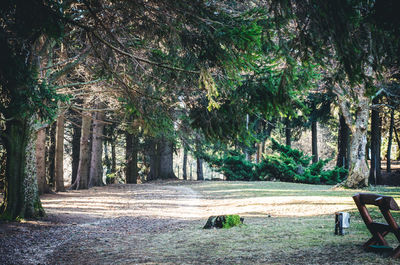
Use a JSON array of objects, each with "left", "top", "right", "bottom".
[
  {"left": 223, "top": 215, "right": 242, "bottom": 228},
  {"left": 204, "top": 139, "right": 347, "bottom": 185}
]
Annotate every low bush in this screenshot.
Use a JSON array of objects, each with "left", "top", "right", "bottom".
[{"left": 204, "top": 139, "right": 347, "bottom": 184}]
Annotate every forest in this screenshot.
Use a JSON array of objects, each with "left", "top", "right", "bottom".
[{"left": 1, "top": 0, "right": 400, "bottom": 264}]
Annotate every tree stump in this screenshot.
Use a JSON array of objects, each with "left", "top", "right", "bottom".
[{"left": 203, "top": 215, "right": 244, "bottom": 229}]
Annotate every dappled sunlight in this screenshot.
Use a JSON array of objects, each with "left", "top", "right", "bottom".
[
  {"left": 200, "top": 196, "right": 356, "bottom": 217},
  {"left": 41, "top": 184, "right": 205, "bottom": 220},
  {"left": 41, "top": 182, "right": 359, "bottom": 221}
]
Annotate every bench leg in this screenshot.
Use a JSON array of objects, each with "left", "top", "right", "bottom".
[
  {"left": 392, "top": 246, "right": 400, "bottom": 258},
  {"left": 363, "top": 232, "right": 390, "bottom": 249}
]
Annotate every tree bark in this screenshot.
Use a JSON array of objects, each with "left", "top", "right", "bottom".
[
  {"left": 369, "top": 99, "right": 382, "bottom": 185},
  {"left": 337, "top": 93, "right": 369, "bottom": 188},
  {"left": 147, "top": 139, "right": 160, "bottom": 181},
  {"left": 196, "top": 157, "right": 204, "bottom": 181},
  {"left": 159, "top": 137, "right": 176, "bottom": 179},
  {"left": 147, "top": 137, "right": 176, "bottom": 180},
  {"left": 1, "top": 118, "right": 44, "bottom": 219},
  {"left": 285, "top": 117, "right": 291, "bottom": 146},
  {"left": 336, "top": 114, "right": 350, "bottom": 169},
  {"left": 387, "top": 109, "right": 394, "bottom": 173},
  {"left": 256, "top": 143, "right": 261, "bottom": 164},
  {"left": 394, "top": 127, "right": 400, "bottom": 160},
  {"left": 71, "top": 118, "right": 81, "bottom": 185},
  {"left": 89, "top": 108, "right": 105, "bottom": 187},
  {"left": 71, "top": 113, "right": 91, "bottom": 190},
  {"left": 125, "top": 132, "right": 138, "bottom": 184},
  {"left": 47, "top": 122, "right": 56, "bottom": 188},
  {"left": 111, "top": 137, "right": 116, "bottom": 174},
  {"left": 104, "top": 140, "right": 111, "bottom": 176},
  {"left": 36, "top": 128, "right": 48, "bottom": 195},
  {"left": 311, "top": 121, "right": 318, "bottom": 164},
  {"left": 245, "top": 114, "right": 250, "bottom": 161},
  {"left": 55, "top": 114, "right": 65, "bottom": 192},
  {"left": 182, "top": 147, "right": 188, "bottom": 180}
]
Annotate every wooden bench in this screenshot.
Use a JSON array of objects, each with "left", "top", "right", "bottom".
[{"left": 353, "top": 193, "right": 400, "bottom": 258}]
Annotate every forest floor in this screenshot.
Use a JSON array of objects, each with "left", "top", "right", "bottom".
[{"left": 2, "top": 181, "right": 400, "bottom": 264}]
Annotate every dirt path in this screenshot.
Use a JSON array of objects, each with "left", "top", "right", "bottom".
[{"left": 0, "top": 182, "right": 206, "bottom": 265}]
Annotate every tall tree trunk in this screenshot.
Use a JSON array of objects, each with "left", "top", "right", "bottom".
[
  {"left": 311, "top": 121, "right": 318, "bottom": 164},
  {"left": 337, "top": 94, "right": 369, "bottom": 188},
  {"left": 369, "top": 100, "right": 382, "bottom": 185},
  {"left": 71, "top": 113, "right": 91, "bottom": 190},
  {"left": 36, "top": 128, "right": 48, "bottom": 195},
  {"left": 256, "top": 143, "right": 261, "bottom": 164},
  {"left": 47, "top": 122, "right": 56, "bottom": 188},
  {"left": 1, "top": 118, "right": 44, "bottom": 219},
  {"left": 336, "top": 114, "right": 350, "bottom": 169},
  {"left": 55, "top": 114, "right": 65, "bottom": 192},
  {"left": 245, "top": 114, "right": 250, "bottom": 161},
  {"left": 147, "top": 137, "right": 176, "bottom": 180},
  {"left": 111, "top": 136, "right": 116, "bottom": 174},
  {"left": 285, "top": 117, "right": 291, "bottom": 146},
  {"left": 89, "top": 108, "right": 105, "bottom": 187},
  {"left": 387, "top": 109, "right": 394, "bottom": 173},
  {"left": 182, "top": 146, "right": 188, "bottom": 180},
  {"left": 159, "top": 137, "right": 176, "bottom": 179},
  {"left": 147, "top": 139, "right": 160, "bottom": 181},
  {"left": 71, "top": 119, "right": 81, "bottom": 185},
  {"left": 125, "top": 132, "right": 138, "bottom": 184},
  {"left": 394, "top": 127, "right": 400, "bottom": 160},
  {"left": 104, "top": 141, "right": 111, "bottom": 176},
  {"left": 196, "top": 157, "right": 204, "bottom": 181}
]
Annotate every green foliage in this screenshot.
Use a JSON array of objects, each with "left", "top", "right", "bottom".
[
  {"left": 222, "top": 215, "right": 242, "bottom": 229},
  {"left": 205, "top": 139, "right": 347, "bottom": 185},
  {"left": 270, "top": 138, "right": 310, "bottom": 167},
  {"left": 0, "top": 0, "right": 66, "bottom": 122},
  {"left": 203, "top": 150, "right": 257, "bottom": 181},
  {"left": 106, "top": 173, "right": 117, "bottom": 184}
]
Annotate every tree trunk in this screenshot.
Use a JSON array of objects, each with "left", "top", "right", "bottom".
[
  {"left": 159, "top": 137, "right": 176, "bottom": 179},
  {"left": 71, "top": 113, "right": 91, "bottom": 190},
  {"left": 111, "top": 137, "right": 116, "bottom": 174},
  {"left": 256, "top": 143, "right": 261, "bottom": 164},
  {"left": 1, "top": 118, "right": 44, "bottom": 219},
  {"left": 285, "top": 117, "right": 291, "bottom": 146},
  {"left": 36, "top": 128, "right": 48, "bottom": 195},
  {"left": 147, "top": 137, "right": 176, "bottom": 180},
  {"left": 338, "top": 95, "right": 369, "bottom": 188},
  {"left": 182, "top": 147, "right": 188, "bottom": 180},
  {"left": 47, "top": 122, "right": 56, "bottom": 188},
  {"left": 387, "top": 109, "right": 395, "bottom": 173},
  {"left": 245, "top": 114, "right": 250, "bottom": 161},
  {"left": 89, "top": 108, "right": 105, "bottom": 187},
  {"left": 311, "top": 121, "right": 318, "bottom": 164},
  {"left": 125, "top": 132, "right": 138, "bottom": 184},
  {"left": 55, "top": 114, "right": 65, "bottom": 192},
  {"left": 369, "top": 100, "right": 382, "bottom": 185},
  {"left": 147, "top": 139, "right": 160, "bottom": 181},
  {"left": 104, "top": 141, "right": 111, "bottom": 176},
  {"left": 196, "top": 157, "right": 204, "bottom": 181},
  {"left": 336, "top": 114, "right": 350, "bottom": 169},
  {"left": 394, "top": 127, "right": 400, "bottom": 160},
  {"left": 71, "top": 118, "right": 81, "bottom": 185}
]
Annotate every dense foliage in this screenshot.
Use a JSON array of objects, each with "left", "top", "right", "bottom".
[{"left": 205, "top": 139, "right": 347, "bottom": 185}]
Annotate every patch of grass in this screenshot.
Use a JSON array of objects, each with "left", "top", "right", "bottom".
[{"left": 177, "top": 181, "right": 400, "bottom": 264}]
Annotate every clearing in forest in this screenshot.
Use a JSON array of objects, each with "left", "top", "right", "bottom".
[{"left": 1, "top": 181, "right": 400, "bottom": 264}]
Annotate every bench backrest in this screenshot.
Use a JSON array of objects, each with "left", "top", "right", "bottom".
[{"left": 353, "top": 193, "right": 400, "bottom": 210}]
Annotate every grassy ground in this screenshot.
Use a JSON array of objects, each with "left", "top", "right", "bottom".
[
  {"left": 159, "top": 181, "right": 400, "bottom": 264},
  {"left": 2, "top": 181, "right": 400, "bottom": 264}
]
